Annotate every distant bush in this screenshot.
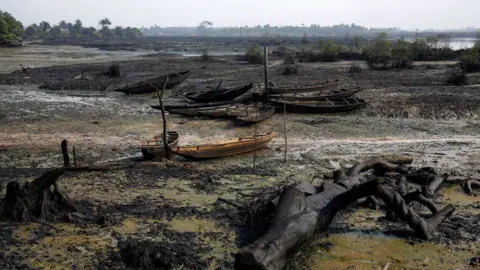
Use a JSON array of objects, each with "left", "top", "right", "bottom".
[
  {"left": 103, "top": 63, "right": 121, "bottom": 77},
  {"left": 446, "top": 69, "right": 468, "bottom": 86},
  {"left": 391, "top": 37, "right": 414, "bottom": 69},
  {"left": 199, "top": 47, "right": 212, "bottom": 62},
  {"left": 363, "top": 32, "right": 392, "bottom": 69},
  {"left": 276, "top": 45, "right": 296, "bottom": 64},
  {"left": 281, "top": 65, "right": 299, "bottom": 75},
  {"left": 460, "top": 48, "right": 480, "bottom": 73},
  {"left": 348, "top": 63, "right": 362, "bottom": 73},
  {"left": 297, "top": 40, "right": 339, "bottom": 62},
  {"left": 244, "top": 43, "right": 263, "bottom": 64}
]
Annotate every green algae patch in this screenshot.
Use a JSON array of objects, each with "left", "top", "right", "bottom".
[
  {"left": 162, "top": 217, "right": 239, "bottom": 269},
  {"left": 308, "top": 233, "right": 475, "bottom": 269},
  {"left": 344, "top": 208, "right": 385, "bottom": 230},
  {"left": 7, "top": 224, "right": 113, "bottom": 270},
  {"left": 165, "top": 217, "right": 221, "bottom": 233}
]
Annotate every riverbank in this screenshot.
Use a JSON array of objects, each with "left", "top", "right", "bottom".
[{"left": 0, "top": 43, "right": 479, "bottom": 269}]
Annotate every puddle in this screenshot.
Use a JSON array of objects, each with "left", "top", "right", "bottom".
[{"left": 442, "top": 185, "right": 480, "bottom": 205}]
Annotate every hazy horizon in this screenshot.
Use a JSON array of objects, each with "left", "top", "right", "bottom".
[{"left": 2, "top": 0, "right": 480, "bottom": 30}]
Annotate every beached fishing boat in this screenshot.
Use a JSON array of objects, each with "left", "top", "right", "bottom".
[
  {"left": 140, "top": 131, "right": 180, "bottom": 160},
  {"left": 183, "top": 83, "right": 253, "bottom": 103},
  {"left": 269, "top": 98, "right": 368, "bottom": 113},
  {"left": 172, "top": 132, "right": 275, "bottom": 159},
  {"left": 198, "top": 103, "right": 260, "bottom": 118},
  {"left": 268, "top": 87, "right": 364, "bottom": 101},
  {"left": 114, "top": 71, "right": 190, "bottom": 95},
  {"left": 166, "top": 104, "right": 240, "bottom": 116},
  {"left": 235, "top": 106, "right": 275, "bottom": 125},
  {"left": 152, "top": 100, "right": 235, "bottom": 111},
  {"left": 268, "top": 80, "right": 342, "bottom": 94}
]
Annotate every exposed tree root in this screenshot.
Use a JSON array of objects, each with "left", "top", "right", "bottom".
[
  {"left": 234, "top": 158, "right": 452, "bottom": 270},
  {"left": 465, "top": 180, "right": 480, "bottom": 195},
  {"left": 422, "top": 175, "right": 446, "bottom": 198}
]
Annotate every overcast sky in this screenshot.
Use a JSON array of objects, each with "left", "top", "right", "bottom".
[{"left": 1, "top": 0, "right": 479, "bottom": 30}]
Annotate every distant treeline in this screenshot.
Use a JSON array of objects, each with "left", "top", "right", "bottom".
[
  {"left": 1, "top": 9, "right": 144, "bottom": 47},
  {"left": 24, "top": 18, "right": 142, "bottom": 40},
  {"left": 141, "top": 23, "right": 480, "bottom": 39}
]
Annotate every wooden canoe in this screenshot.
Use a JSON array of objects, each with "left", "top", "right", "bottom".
[
  {"left": 172, "top": 132, "right": 275, "bottom": 160},
  {"left": 268, "top": 87, "right": 364, "bottom": 101},
  {"left": 269, "top": 98, "right": 368, "bottom": 114},
  {"left": 268, "top": 80, "right": 342, "bottom": 94},
  {"left": 168, "top": 104, "right": 239, "bottom": 116},
  {"left": 235, "top": 106, "right": 275, "bottom": 126},
  {"left": 114, "top": 71, "right": 190, "bottom": 95},
  {"left": 198, "top": 103, "right": 261, "bottom": 118},
  {"left": 140, "top": 131, "right": 180, "bottom": 160},
  {"left": 183, "top": 83, "right": 253, "bottom": 103},
  {"left": 153, "top": 100, "right": 235, "bottom": 111}
]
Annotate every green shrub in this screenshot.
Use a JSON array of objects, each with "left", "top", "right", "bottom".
[
  {"left": 446, "top": 69, "right": 468, "bottom": 85},
  {"left": 277, "top": 45, "right": 296, "bottom": 64},
  {"left": 364, "top": 32, "right": 392, "bottom": 69},
  {"left": 244, "top": 43, "right": 263, "bottom": 64},
  {"left": 297, "top": 40, "right": 339, "bottom": 62},
  {"left": 460, "top": 48, "right": 480, "bottom": 73},
  {"left": 281, "top": 65, "right": 299, "bottom": 75}
]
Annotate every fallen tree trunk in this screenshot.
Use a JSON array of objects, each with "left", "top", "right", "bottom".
[{"left": 234, "top": 158, "right": 454, "bottom": 270}]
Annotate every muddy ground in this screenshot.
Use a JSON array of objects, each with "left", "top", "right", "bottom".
[{"left": 0, "top": 43, "right": 480, "bottom": 269}]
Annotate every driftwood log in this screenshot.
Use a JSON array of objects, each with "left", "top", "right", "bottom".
[{"left": 234, "top": 156, "right": 456, "bottom": 270}]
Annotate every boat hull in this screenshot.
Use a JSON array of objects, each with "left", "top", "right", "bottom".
[
  {"left": 268, "top": 80, "right": 342, "bottom": 94},
  {"left": 172, "top": 133, "right": 275, "bottom": 159},
  {"left": 269, "top": 99, "right": 368, "bottom": 114},
  {"left": 140, "top": 131, "right": 180, "bottom": 160},
  {"left": 184, "top": 83, "right": 253, "bottom": 103},
  {"left": 114, "top": 71, "right": 190, "bottom": 95}
]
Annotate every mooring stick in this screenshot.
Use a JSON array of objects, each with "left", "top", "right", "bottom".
[
  {"left": 61, "top": 139, "right": 70, "bottom": 167},
  {"left": 215, "top": 79, "right": 223, "bottom": 90},
  {"left": 264, "top": 46, "right": 269, "bottom": 95},
  {"left": 283, "top": 88, "right": 288, "bottom": 162},
  {"left": 72, "top": 146, "right": 77, "bottom": 167},
  {"left": 149, "top": 77, "right": 171, "bottom": 160}
]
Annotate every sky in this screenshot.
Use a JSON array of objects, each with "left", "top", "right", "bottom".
[{"left": 1, "top": 0, "right": 479, "bottom": 30}]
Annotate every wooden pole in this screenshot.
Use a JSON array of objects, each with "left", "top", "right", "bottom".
[
  {"left": 283, "top": 88, "right": 288, "bottom": 162},
  {"left": 215, "top": 79, "right": 223, "bottom": 90},
  {"left": 61, "top": 140, "right": 70, "bottom": 167},
  {"left": 253, "top": 103, "right": 258, "bottom": 169},
  {"left": 264, "top": 46, "right": 269, "bottom": 97},
  {"left": 149, "top": 77, "right": 171, "bottom": 160},
  {"left": 72, "top": 147, "right": 77, "bottom": 167}
]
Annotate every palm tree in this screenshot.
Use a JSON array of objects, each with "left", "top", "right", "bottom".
[
  {"left": 39, "top": 21, "right": 51, "bottom": 33},
  {"left": 99, "top": 18, "right": 112, "bottom": 28},
  {"left": 58, "top": 20, "right": 67, "bottom": 30},
  {"left": 72, "top": 19, "right": 83, "bottom": 35},
  {"left": 114, "top": 26, "right": 124, "bottom": 38}
]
